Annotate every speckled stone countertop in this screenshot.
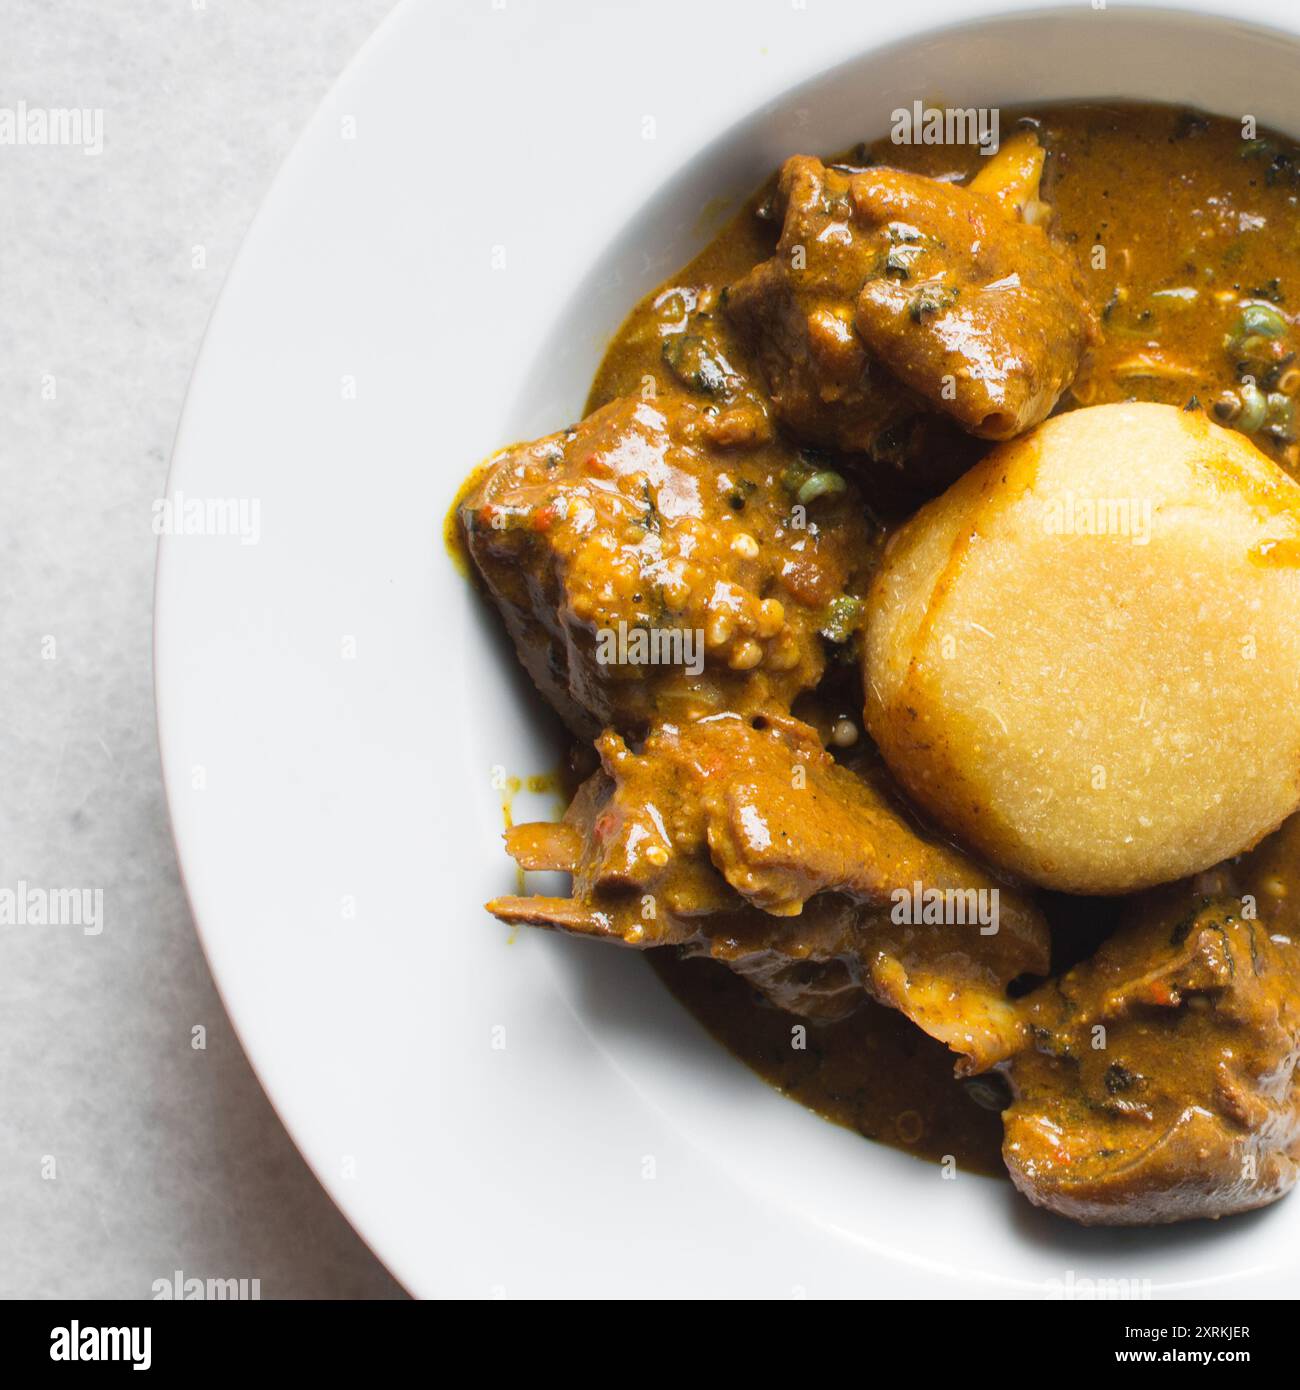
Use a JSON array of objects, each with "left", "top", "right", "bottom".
[{"left": 0, "top": 0, "right": 403, "bottom": 1299}]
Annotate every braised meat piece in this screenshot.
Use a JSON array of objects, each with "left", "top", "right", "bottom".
[
  {"left": 724, "top": 139, "right": 1097, "bottom": 462},
  {"left": 1000, "top": 815, "right": 1300, "bottom": 1224},
  {"left": 459, "top": 392, "right": 878, "bottom": 737},
  {"left": 489, "top": 713, "right": 1049, "bottom": 1070}
]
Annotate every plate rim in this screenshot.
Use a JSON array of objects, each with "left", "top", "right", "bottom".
[{"left": 153, "top": 0, "right": 1300, "bottom": 1296}]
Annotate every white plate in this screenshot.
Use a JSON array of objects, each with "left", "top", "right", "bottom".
[{"left": 155, "top": 0, "right": 1300, "bottom": 1297}]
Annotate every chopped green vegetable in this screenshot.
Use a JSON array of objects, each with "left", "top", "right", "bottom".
[
  {"left": 781, "top": 451, "right": 841, "bottom": 499},
  {"left": 661, "top": 334, "right": 737, "bottom": 398},
  {"left": 1225, "top": 301, "right": 1292, "bottom": 374},
  {"left": 1238, "top": 380, "right": 1268, "bottom": 433},
  {"left": 1265, "top": 392, "right": 1296, "bottom": 443},
  {"left": 1238, "top": 302, "right": 1288, "bottom": 339},
  {"left": 819, "top": 595, "right": 864, "bottom": 644},
  {"left": 637, "top": 481, "right": 661, "bottom": 533},
  {"left": 796, "top": 469, "right": 848, "bottom": 505},
  {"left": 880, "top": 224, "right": 927, "bottom": 280},
  {"left": 909, "top": 283, "right": 958, "bottom": 323}
]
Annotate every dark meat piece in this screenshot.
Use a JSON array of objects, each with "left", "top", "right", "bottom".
[
  {"left": 725, "top": 152, "right": 1097, "bottom": 463},
  {"left": 490, "top": 713, "right": 1049, "bottom": 1070},
  {"left": 459, "top": 392, "right": 878, "bottom": 738},
  {"left": 1001, "top": 815, "right": 1300, "bottom": 1224}
]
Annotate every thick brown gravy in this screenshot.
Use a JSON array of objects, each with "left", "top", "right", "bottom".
[{"left": 651, "top": 953, "right": 1007, "bottom": 1174}]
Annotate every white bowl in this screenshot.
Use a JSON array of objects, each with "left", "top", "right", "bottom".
[{"left": 156, "top": 0, "right": 1300, "bottom": 1296}]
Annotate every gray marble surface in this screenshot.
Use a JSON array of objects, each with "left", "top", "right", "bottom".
[{"left": 0, "top": 0, "right": 404, "bottom": 1299}]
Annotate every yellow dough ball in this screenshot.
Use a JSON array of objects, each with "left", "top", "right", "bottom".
[{"left": 864, "top": 402, "right": 1300, "bottom": 894}]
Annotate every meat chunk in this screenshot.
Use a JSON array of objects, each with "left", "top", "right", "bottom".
[
  {"left": 1000, "top": 816, "right": 1300, "bottom": 1224},
  {"left": 725, "top": 140, "right": 1097, "bottom": 463},
  {"left": 489, "top": 713, "right": 1049, "bottom": 1070},
  {"left": 460, "top": 392, "right": 878, "bottom": 737}
]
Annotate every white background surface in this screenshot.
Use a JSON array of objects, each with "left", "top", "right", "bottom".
[{"left": 0, "top": 0, "right": 402, "bottom": 1299}]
